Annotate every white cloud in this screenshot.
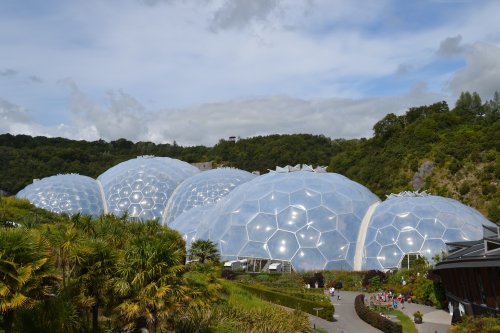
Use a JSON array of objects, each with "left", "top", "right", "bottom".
[
  {"left": 449, "top": 43, "right": 500, "bottom": 99},
  {"left": 0, "top": 0, "right": 499, "bottom": 145}
]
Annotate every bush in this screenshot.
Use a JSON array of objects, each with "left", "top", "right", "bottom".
[
  {"left": 238, "top": 283, "right": 334, "bottom": 321},
  {"left": 221, "top": 269, "right": 237, "bottom": 280},
  {"left": 354, "top": 294, "right": 402, "bottom": 333}
]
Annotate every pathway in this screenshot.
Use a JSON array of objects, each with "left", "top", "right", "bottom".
[{"left": 308, "top": 291, "right": 451, "bottom": 333}]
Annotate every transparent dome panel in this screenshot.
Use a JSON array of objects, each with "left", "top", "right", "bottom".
[
  {"left": 318, "top": 230, "right": 349, "bottom": 261},
  {"left": 376, "top": 226, "right": 399, "bottom": 246},
  {"left": 296, "top": 225, "right": 321, "bottom": 247},
  {"left": 290, "top": 189, "right": 322, "bottom": 210},
  {"left": 417, "top": 218, "right": 445, "bottom": 238},
  {"left": 239, "top": 241, "right": 270, "bottom": 259},
  {"left": 247, "top": 213, "right": 277, "bottom": 242},
  {"left": 259, "top": 191, "right": 290, "bottom": 214},
  {"left": 397, "top": 229, "right": 424, "bottom": 253},
  {"left": 420, "top": 239, "right": 446, "bottom": 262},
  {"left": 307, "top": 206, "right": 338, "bottom": 232},
  {"left": 267, "top": 230, "right": 299, "bottom": 260},
  {"left": 378, "top": 244, "right": 403, "bottom": 269},
  {"left": 220, "top": 225, "right": 247, "bottom": 256},
  {"left": 292, "top": 248, "right": 327, "bottom": 272},
  {"left": 277, "top": 206, "right": 307, "bottom": 232}
]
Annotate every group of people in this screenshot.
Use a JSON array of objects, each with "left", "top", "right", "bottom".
[
  {"left": 368, "top": 290, "right": 405, "bottom": 309},
  {"left": 328, "top": 287, "right": 341, "bottom": 300}
]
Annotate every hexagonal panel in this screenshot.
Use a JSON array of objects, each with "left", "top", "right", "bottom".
[
  {"left": 230, "top": 200, "right": 260, "bottom": 225},
  {"left": 393, "top": 212, "right": 420, "bottom": 231},
  {"left": 337, "top": 214, "right": 361, "bottom": 242},
  {"left": 417, "top": 218, "right": 445, "bottom": 238},
  {"left": 220, "top": 226, "right": 247, "bottom": 256},
  {"left": 296, "top": 225, "right": 321, "bottom": 247},
  {"left": 247, "top": 213, "right": 277, "bottom": 242},
  {"left": 292, "top": 248, "right": 327, "bottom": 272},
  {"left": 307, "top": 206, "right": 338, "bottom": 232},
  {"left": 420, "top": 239, "right": 446, "bottom": 261},
  {"left": 412, "top": 205, "right": 439, "bottom": 219},
  {"left": 370, "top": 212, "right": 395, "bottom": 228},
  {"left": 397, "top": 229, "right": 424, "bottom": 253},
  {"left": 290, "top": 189, "right": 322, "bottom": 210},
  {"left": 277, "top": 206, "right": 307, "bottom": 232},
  {"left": 239, "top": 241, "right": 270, "bottom": 259},
  {"left": 259, "top": 191, "right": 290, "bottom": 214},
  {"left": 378, "top": 244, "right": 403, "bottom": 268},
  {"left": 376, "top": 226, "right": 399, "bottom": 246},
  {"left": 443, "top": 228, "right": 466, "bottom": 242},
  {"left": 322, "top": 192, "right": 353, "bottom": 214},
  {"left": 267, "top": 230, "right": 299, "bottom": 260},
  {"left": 318, "top": 230, "right": 349, "bottom": 261}
]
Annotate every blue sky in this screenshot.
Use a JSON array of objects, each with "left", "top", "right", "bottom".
[{"left": 1, "top": 0, "right": 499, "bottom": 145}]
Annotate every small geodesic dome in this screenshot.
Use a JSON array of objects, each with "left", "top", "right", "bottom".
[
  {"left": 17, "top": 174, "right": 104, "bottom": 217},
  {"left": 162, "top": 168, "right": 256, "bottom": 225},
  {"left": 97, "top": 156, "right": 199, "bottom": 221},
  {"left": 361, "top": 194, "right": 497, "bottom": 270},
  {"left": 194, "top": 169, "right": 380, "bottom": 271}
]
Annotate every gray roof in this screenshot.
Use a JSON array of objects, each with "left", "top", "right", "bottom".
[{"left": 434, "top": 225, "right": 500, "bottom": 270}]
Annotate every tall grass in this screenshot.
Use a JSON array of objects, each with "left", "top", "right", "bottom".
[{"left": 174, "top": 281, "right": 312, "bottom": 333}]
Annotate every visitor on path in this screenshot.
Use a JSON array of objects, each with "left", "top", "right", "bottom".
[
  {"left": 401, "top": 297, "right": 405, "bottom": 309},
  {"left": 337, "top": 294, "right": 341, "bottom": 301}
]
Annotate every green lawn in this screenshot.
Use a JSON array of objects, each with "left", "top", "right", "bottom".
[{"left": 383, "top": 309, "right": 418, "bottom": 333}]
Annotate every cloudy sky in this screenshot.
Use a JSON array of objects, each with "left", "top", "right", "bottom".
[{"left": 1, "top": 0, "right": 499, "bottom": 146}]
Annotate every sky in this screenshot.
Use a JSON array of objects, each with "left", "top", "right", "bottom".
[{"left": 1, "top": 0, "right": 499, "bottom": 146}]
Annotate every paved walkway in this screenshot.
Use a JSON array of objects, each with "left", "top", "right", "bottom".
[
  {"left": 307, "top": 291, "right": 451, "bottom": 333},
  {"left": 397, "top": 299, "right": 451, "bottom": 333}
]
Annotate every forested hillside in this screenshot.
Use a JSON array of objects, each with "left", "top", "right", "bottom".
[{"left": 1, "top": 91, "right": 498, "bottom": 221}]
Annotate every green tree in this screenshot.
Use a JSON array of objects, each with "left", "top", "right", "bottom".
[{"left": 188, "top": 239, "right": 220, "bottom": 264}]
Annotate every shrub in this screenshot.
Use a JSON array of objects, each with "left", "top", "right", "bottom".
[
  {"left": 221, "top": 269, "right": 237, "bottom": 280},
  {"left": 238, "top": 283, "right": 334, "bottom": 321},
  {"left": 354, "top": 294, "right": 402, "bottom": 333}
]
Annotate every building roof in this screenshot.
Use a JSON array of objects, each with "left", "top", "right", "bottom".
[{"left": 434, "top": 225, "right": 500, "bottom": 270}]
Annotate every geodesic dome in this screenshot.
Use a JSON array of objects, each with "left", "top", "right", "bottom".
[
  {"left": 162, "top": 168, "right": 256, "bottom": 225},
  {"left": 16, "top": 174, "right": 104, "bottom": 217},
  {"left": 169, "top": 205, "right": 216, "bottom": 249},
  {"left": 97, "top": 156, "right": 199, "bottom": 221},
  {"left": 195, "top": 170, "right": 380, "bottom": 271},
  {"left": 361, "top": 195, "right": 497, "bottom": 271}
]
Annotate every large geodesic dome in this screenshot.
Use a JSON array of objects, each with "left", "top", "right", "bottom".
[
  {"left": 16, "top": 174, "right": 104, "bottom": 217},
  {"left": 195, "top": 169, "right": 380, "bottom": 271},
  {"left": 169, "top": 205, "right": 216, "bottom": 249},
  {"left": 162, "top": 168, "right": 256, "bottom": 225},
  {"left": 97, "top": 156, "right": 199, "bottom": 220},
  {"left": 361, "top": 194, "right": 497, "bottom": 271}
]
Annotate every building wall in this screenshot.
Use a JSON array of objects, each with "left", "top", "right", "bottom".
[{"left": 440, "top": 266, "right": 500, "bottom": 316}]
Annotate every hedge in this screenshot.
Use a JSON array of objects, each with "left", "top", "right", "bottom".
[
  {"left": 354, "top": 294, "right": 402, "bottom": 333},
  {"left": 238, "top": 283, "right": 334, "bottom": 321}
]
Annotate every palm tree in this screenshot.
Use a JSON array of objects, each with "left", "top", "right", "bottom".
[
  {"left": 0, "top": 227, "right": 59, "bottom": 333},
  {"left": 113, "top": 227, "right": 187, "bottom": 333},
  {"left": 75, "top": 238, "right": 117, "bottom": 333},
  {"left": 188, "top": 240, "right": 220, "bottom": 264}
]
